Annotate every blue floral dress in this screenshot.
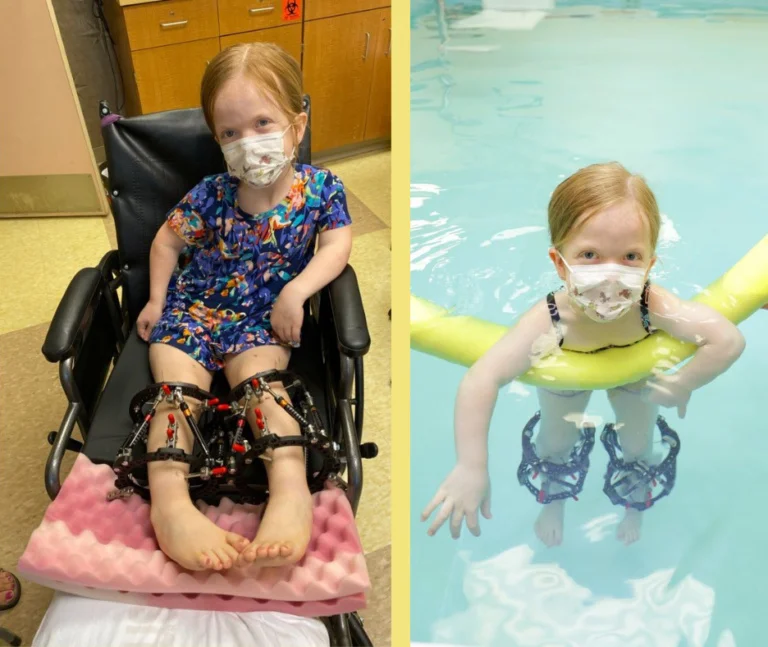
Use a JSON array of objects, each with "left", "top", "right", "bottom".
[{"left": 149, "top": 165, "right": 351, "bottom": 370}]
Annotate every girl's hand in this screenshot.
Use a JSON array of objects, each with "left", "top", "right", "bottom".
[
  {"left": 136, "top": 301, "right": 163, "bottom": 342},
  {"left": 421, "top": 464, "right": 492, "bottom": 539},
  {"left": 271, "top": 285, "right": 305, "bottom": 346},
  {"left": 645, "top": 371, "right": 692, "bottom": 418}
]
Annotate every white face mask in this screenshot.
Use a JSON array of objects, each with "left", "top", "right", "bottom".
[
  {"left": 559, "top": 253, "right": 647, "bottom": 323},
  {"left": 221, "top": 127, "right": 294, "bottom": 189}
]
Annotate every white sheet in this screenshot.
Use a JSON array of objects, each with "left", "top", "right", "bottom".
[{"left": 33, "top": 592, "right": 330, "bottom": 647}]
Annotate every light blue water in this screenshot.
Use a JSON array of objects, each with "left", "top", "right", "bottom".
[{"left": 410, "top": 2, "right": 768, "bottom": 645}]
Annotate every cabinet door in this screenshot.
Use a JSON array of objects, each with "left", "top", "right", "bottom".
[
  {"left": 221, "top": 24, "right": 302, "bottom": 63},
  {"left": 133, "top": 38, "right": 220, "bottom": 114},
  {"left": 305, "top": 0, "right": 389, "bottom": 21},
  {"left": 303, "top": 10, "right": 381, "bottom": 152},
  {"left": 364, "top": 8, "right": 390, "bottom": 140}
]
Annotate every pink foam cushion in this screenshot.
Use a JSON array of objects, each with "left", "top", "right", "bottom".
[{"left": 18, "top": 454, "right": 369, "bottom": 616}]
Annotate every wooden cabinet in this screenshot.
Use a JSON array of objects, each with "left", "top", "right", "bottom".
[
  {"left": 104, "top": 0, "right": 389, "bottom": 155},
  {"left": 365, "top": 9, "right": 391, "bottom": 141},
  {"left": 133, "top": 38, "right": 219, "bottom": 113},
  {"left": 220, "top": 24, "right": 302, "bottom": 63},
  {"left": 304, "top": 7, "right": 391, "bottom": 151},
  {"left": 218, "top": 0, "right": 300, "bottom": 36},
  {"left": 304, "top": 0, "right": 389, "bottom": 21},
  {"left": 123, "top": 0, "right": 219, "bottom": 50}
]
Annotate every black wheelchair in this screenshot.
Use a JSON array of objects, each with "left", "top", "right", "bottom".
[{"left": 40, "top": 96, "right": 377, "bottom": 647}]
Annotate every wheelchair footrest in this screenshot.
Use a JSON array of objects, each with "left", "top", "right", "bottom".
[{"left": 18, "top": 455, "right": 369, "bottom": 617}]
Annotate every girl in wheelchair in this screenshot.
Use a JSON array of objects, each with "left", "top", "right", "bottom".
[{"left": 133, "top": 42, "right": 352, "bottom": 572}]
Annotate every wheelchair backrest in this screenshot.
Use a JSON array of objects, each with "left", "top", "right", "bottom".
[{"left": 102, "top": 96, "right": 312, "bottom": 323}]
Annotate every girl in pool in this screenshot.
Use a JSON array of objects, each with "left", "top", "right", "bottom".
[
  {"left": 134, "top": 42, "right": 352, "bottom": 571},
  {"left": 421, "top": 162, "right": 745, "bottom": 547}
]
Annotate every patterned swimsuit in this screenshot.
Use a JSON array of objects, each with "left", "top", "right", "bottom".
[
  {"left": 542, "top": 282, "right": 654, "bottom": 396},
  {"left": 149, "top": 164, "right": 351, "bottom": 371}
]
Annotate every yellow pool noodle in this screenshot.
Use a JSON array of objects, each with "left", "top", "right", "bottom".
[{"left": 411, "top": 235, "right": 768, "bottom": 391}]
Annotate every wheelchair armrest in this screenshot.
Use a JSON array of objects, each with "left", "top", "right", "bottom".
[
  {"left": 42, "top": 268, "right": 103, "bottom": 363},
  {"left": 326, "top": 265, "right": 371, "bottom": 357}
]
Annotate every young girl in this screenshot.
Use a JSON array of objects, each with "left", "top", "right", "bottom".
[
  {"left": 421, "top": 162, "right": 745, "bottom": 547},
  {"left": 134, "top": 42, "right": 353, "bottom": 571}
]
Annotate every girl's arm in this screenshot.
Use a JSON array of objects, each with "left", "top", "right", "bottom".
[
  {"left": 136, "top": 223, "right": 187, "bottom": 341},
  {"left": 422, "top": 300, "right": 553, "bottom": 537},
  {"left": 646, "top": 285, "right": 746, "bottom": 414},
  {"left": 285, "top": 227, "right": 353, "bottom": 302},
  {"left": 149, "top": 223, "right": 188, "bottom": 305},
  {"left": 453, "top": 300, "right": 553, "bottom": 469}
]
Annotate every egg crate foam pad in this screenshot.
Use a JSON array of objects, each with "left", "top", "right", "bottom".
[{"left": 18, "top": 454, "right": 369, "bottom": 616}]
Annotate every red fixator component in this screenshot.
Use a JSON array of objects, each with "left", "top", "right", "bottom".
[
  {"left": 531, "top": 471, "right": 539, "bottom": 480},
  {"left": 652, "top": 478, "right": 657, "bottom": 488},
  {"left": 144, "top": 414, "right": 152, "bottom": 423},
  {"left": 255, "top": 408, "right": 263, "bottom": 420},
  {"left": 216, "top": 404, "right": 231, "bottom": 412},
  {"left": 207, "top": 398, "right": 220, "bottom": 407},
  {"left": 236, "top": 418, "right": 245, "bottom": 429},
  {"left": 537, "top": 490, "right": 546, "bottom": 503},
  {"left": 572, "top": 495, "right": 579, "bottom": 501},
  {"left": 162, "top": 384, "right": 171, "bottom": 395},
  {"left": 168, "top": 413, "right": 175, "bottom": 424},
  {"left": 256, "top": 418, "right": 265, "bottom": 431},
  {"left": 251, "top": 379, "right": 259, "bottom": 389},
  {"left": 212, "top": 467, "right": 227, "bottom": 476},
  {"left": 167, "top": 428, "right": 174, "bottom": 440},
  {"left": 232, "top": 444, "right": 246, "bottom": 453},
  {"left": 571, "top": 473, "right": 578, "bottom": 481}
]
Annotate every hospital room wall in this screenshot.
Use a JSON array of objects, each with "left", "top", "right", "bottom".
[{"left": 0, "top": 0, "right": 107, "bottom": 217}]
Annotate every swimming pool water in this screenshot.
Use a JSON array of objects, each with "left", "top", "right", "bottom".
[{"left": 410, "top": 2, "right": 768, "bottom": 645}]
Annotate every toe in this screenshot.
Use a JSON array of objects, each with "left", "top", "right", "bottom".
[
  {"left": 279, "top": 543, "right": 293, "bottom": 558},
  {"left": 238, "top": 546, "right": 258, "bottom": 566},
  {"left": 256, "top": 544, "right": 271, "bottom": 559},
  {"left": 205, "top": 550, "right": 223, "bottom": 570},
  {"left": 226, "top": 533, "right": 250, "bottom": 552},
  {"left": 197, "top": 553, "right": 211, "bottom": 569},
  {"left": 223, "top": 544, "right": 240, "bottom": 564},
  {"left": 214, "top": 548, "right": 233, "bottom": 570}
]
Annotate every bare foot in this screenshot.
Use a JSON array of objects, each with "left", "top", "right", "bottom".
[
  {"left": 534, "top": 499, "right": 565, "bottom": 547},
  {"left": 151, "top": 500, "right": 250, "bottom": 571},
  {"left": 617, "top": 508, "right": 643, "bottom": 545},
  {"left": 238, "top": 487, "right": 314, "bottom": 568}
]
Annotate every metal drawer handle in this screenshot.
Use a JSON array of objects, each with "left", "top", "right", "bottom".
[
  {"left": 386, "top": 28, "right": 391, "bottom": 56},
  {"left": 160, "top": 19, "right": 188, "bottom": 28},
  {"left": 249, "top": 6, "right": 274, "bottom": 14},
  {"left": 363, "top": 32, "right": 370, "bottom": 60}
]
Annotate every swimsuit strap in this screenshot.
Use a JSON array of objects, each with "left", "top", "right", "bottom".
[
  {"left": 640, "top": 281, "right": 652, "bottom": 333},
  {"left": 546, "top": 291, "right": 565, "bottom": 347},
  {"left": 547, "top": 281, "right": 652, "bottom": 348}
]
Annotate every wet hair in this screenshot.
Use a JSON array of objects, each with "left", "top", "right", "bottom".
[
  {"left": 548, "top": 162, "right": 661, "bottom": 251},
  {"left": 200, "top": 42, "right": 303, "bottom": 150}
]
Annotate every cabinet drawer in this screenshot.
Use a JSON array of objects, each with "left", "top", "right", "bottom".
[
  {"left": 219, "top": 0, "right": 302, "bottom": 37},
  {"left": 220, "top": 24, "right": 302, "bottom": 62},
  {"left": 124, "top": 0, "right": 218, "bottom": 51},
  {"left": 305, "top": 0, "right": 389, "bottom": 21},
  {"left": 133, "top": 38, "right": 220, "bottom": 113}
]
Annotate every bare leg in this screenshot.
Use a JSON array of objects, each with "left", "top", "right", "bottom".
[
  {"left": 606, "top": 383, "right": 658, "bottom": 546},
  {"left": 224, "top": 346, "right": 313, "bottom": 568},
  {"left": 532, "top": 388, "right": 592, "bottom": 547},
  {"left": 147, "top": 343, "right": 249, "bottom": 571}
]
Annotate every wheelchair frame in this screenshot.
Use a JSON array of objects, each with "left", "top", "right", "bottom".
[{"left": 40, "top": 97, "right": 376, "bottom": 647}]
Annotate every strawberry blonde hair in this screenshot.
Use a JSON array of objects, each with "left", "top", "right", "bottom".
[
  {"left": 548, "top": 162, "right": 661, "bottom": 251},
  {"left": 200, "top": 42, "right": 304, "bottom": 152}
]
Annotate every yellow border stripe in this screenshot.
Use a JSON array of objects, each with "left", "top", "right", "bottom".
[{"left": 391, "top": 0, "right": 410, "bottom": 643}]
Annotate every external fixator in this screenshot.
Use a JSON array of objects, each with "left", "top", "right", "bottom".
[
  {"left": 109, "top": 370, "right": 342, "bottom": 504},
  {"left": 601, "top": 415, "right": 680, "bottom": 512},
  {"left": 517, "top": 411, "right": 596, "bottom": 504}
]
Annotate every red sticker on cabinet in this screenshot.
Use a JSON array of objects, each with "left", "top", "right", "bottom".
[{"left": 283, "top": 0, "right": 301, "bottom": 21}]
